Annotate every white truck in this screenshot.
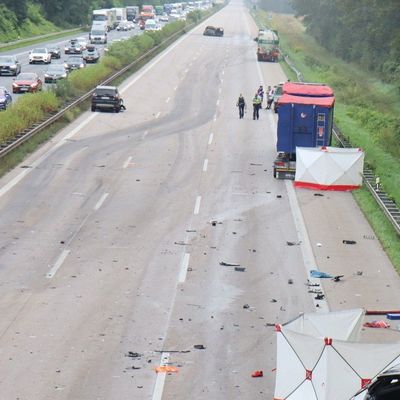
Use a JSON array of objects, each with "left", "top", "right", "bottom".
[
  {"left": 89, "top": 21, "right": 108, "bottom": 44},
  {"left": 92, "top": 9, "right": 117, "bottom": 31},
  {"left": 112, "top": 7, "right": 127, "bottom": 22}
]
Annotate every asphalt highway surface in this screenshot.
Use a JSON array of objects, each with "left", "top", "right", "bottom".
[{"left": 0, "top": 2, "right": 399, "bottom": 399}]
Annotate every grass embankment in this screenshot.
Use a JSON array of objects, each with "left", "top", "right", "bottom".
[{"left": 254, "top": 10, "right": 400, "bottom": 271}]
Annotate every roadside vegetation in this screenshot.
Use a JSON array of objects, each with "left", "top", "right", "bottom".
[{"left": 252, "top": 9, "right": 400, "bottom": 270}]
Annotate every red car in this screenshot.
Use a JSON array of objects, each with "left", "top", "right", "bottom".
[
  {"left": 138, "top": 19, "right": 145, "bottom": 30},
  {"left": 12, "top": 72, "right": 43, "bottom": 94}
]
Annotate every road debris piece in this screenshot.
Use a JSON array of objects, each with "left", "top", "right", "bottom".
[
  {"left": 288, "top": 279, "right": 293, "bottom": 284},
  {"left": 220, "top": 261, "right": 241, "bottom": 267},
  {"left": 174, "top": 241, "right": 189, "bottom": 246},
  {"left": 363, "top": 321, "right": 390, "bottom": 328},
  {"left": 315, "top": 294, "right": 325, "bottom": 300},
  {"left": 155, "top": 366, "right": 179, "bottom": 373},
  {"left": 343, "top": 240, "right": 357, "bottom": 245},
  {"left": 186, "top": 229, "right": 196, "bottom": 233},
  {"left": 286, "top": 241, "right": 301, "bottom": 246},
  {"left": 333, "top": 275, "right": 344, "bottom": 282},
  {"left": 235, "top": 267, "right": 246, "bottom": 272},
  {"left": 270, "top": 299, "right": 277, "bottom": 303},
  {"left": 356, "top": 270, "right": 363, "bottom": 276},
  {"left": 306, "top": 281, "right": 320, "bottom": 287},
  {"left": 276, "top": 195, "right": 282, "bottom": 198},
  {"left": 251, "top": 370, "right": 263, "bottom": 378},
  {"left": 210, "top": 220, "right": 223, "bottom": 226},
  {"left": 126, "top": 352, "right": 142, "bottom": 358},
  {"left": 250, "top": 163, "right": 263, "bottom": 166},
  {"left": 310, "top": 270, "right": 333, "bottom": 279},
  {"left": 314, "top": 193, "right": 324, "bottom": 197},
  {"left": 243, "top": 304, "right": 250, "bottom": 309},
  {"left": 194, "top": 344, "right": 206, "bottom": 350}
]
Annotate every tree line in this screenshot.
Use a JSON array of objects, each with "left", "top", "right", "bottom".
[{"left": 289, "top": 0, "right": 400, "bottom": 83}]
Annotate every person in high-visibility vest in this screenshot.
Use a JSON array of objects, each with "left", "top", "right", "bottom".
[{"left": 252, "top": 93, "right": 262, "bottom": 120}]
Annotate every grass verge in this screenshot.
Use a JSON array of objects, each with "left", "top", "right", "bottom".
[{"left": 252, "top": 9, "right": 400, "bottom": 270}]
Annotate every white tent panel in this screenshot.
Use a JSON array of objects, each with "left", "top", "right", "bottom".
[
  {"left": 286, "top": 308, "right": 363, "bottom": 341},
  {"left": 275, "top": 332, "right": 310, "bottom": 399},
  {"left": 333, "top": 341, "right": 400, "bottom": 379},
  {"left": 294, "top": 147, "right": 364, "bottom": 191},
  {"left": 285, "top": 380, "right": 318, "bottom": 400}
]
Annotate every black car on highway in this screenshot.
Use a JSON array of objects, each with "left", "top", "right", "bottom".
[
  {"left": 64, "top": 56, "right": 86, "bottom": 71},
  {"left": 0, "top": 55, "right": 21, "bottom": 76},
  {"left": 0, "top": 87, "right": 12, "bottom": 110},
  {"left": 91, "top": 86, "right": 123, "bottom": 112},
  {"left": 203, "top": 26, "right": 224, "bottom": 37}
]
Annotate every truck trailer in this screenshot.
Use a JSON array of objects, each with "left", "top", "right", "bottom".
[
  {"left": 257, "top": 29, "right": 279, "bottom": 62},
  {"left": 126, "top": 6, "right": 139, "bottom": 21},
  {"left": 92, "top": 9, "right": 117, "bottom": 31},
  {"left": 273, "top": 83, "right": 335, "bottom": 179},
  {"left": 112, "top": 7, "right": 127, "bottom": 22}
]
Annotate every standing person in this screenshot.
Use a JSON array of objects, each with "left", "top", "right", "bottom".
[
  {"left": 266, "top": 86, "right": 274, "bottom": 109},
  {"left": 236, "top": 93, "right": 246, "bottom": 119},
  {"left": 257, "top": 85, "right": 264, "bottom": 106},
  {"left": 252, "top": 93, "right": 262, "bottom": 120}
]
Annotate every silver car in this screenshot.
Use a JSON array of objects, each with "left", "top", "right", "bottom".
[{"left": 0, "top": 55, "right": 21, "bottom": 76}]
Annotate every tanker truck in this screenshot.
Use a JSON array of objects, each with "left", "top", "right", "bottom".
[{"left": 256, "top": 29, "right": 280, "bottom": 62}]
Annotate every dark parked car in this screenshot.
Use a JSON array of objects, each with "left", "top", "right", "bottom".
[
  {"left": 0, "top": 55, "right": 21, "bottom": 76},
  {"left": 12, "top": 72, "right": 42, "bottom": 93},
  {"left": 91, "top": 86, "right": 124, "bottom": 112},
  {"left": 82, "top": 45, "right": 100, "bottom": 63},
  {"left": 0, "top": 87, "right": 12, "bottom": 110},
  {"left": 44, "top": 64, "right": 68, "bottom": 83},
  {"left": 64, "top": 56, "right": 86, "bottom": 71},
  {"left": 64, "top": 39, "right": 83, "bottom": 54},
  {"left": 203, "top": 26, "right": 224, "bottom": 37},
  {"left": 48, "top": 46, "right": 61, "bottom": 59},
  {"left": 352, "top": 364, "right": 400, "bottom": 400}
]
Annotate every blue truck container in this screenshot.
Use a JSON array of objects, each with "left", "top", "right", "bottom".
[{"left": 273, "top": 91, "right": 335, "bottom": 179}]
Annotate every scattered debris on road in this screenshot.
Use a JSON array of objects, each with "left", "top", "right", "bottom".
[
  {"left": 310, "top": 270, "right": 333, "bottom": 278},
  {"left": 126, "top": 352, "right": 142, "bottom": 359},
  {"left": 155, "top": 366, "right": 179, "bottom": 373},
  {"left": 343, "top": 239, "right": 357, "bottom": 245},
  {"left": 251, "top": 370, "right": 263, "bottom": 378},
  {"left": 287, "top": 241, "right": 301, "bottom": 246},
  {"left": 243, "top": 304, "right": 250, "bottom": 309},
  {"left": 314, "top": 193, "right": 324, "bottom": 197},
  {"left": 194, "top": 344, "right": 206, "bottom": 350},
  {"left": 333, "top": 275, "right": 344, "bottom": 282},
  {"left": 288, "top": 279, "right": 293, "bottom": 284},
  {"left": 235, "top": 267, "right": 246, "bottom": 272},
  {"left": 363, "top": 321, "right": 390, "bottom": 328},
  {"left": 315, "top": 294, "right": 325, "bottom": 300},
  {"left": 174, "top": 241, "right": 190, "bottom": 246},
  {"left": 220, "top": 261, "right": 241, "bottom": 267},
  {"left": 270, "top": 299, "right": 277, "bottom": 303}
]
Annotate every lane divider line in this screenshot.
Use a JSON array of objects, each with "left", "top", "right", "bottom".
[
  {"left": 174, "top": 86, "right": 178, "bottom": 91},
  {"left": 166, "top": 97, "right": 170, "bottom": 103},
  {"left": 203, "top": 159, "right": 208, "bottom": 172},
  {"left": 178, "top": 253, "right": 191, "bottom": 283},
  {"left": 155, "top": 112, "right": 161, "bottom": 119},
  {"left": 123, "top": 156, "right": 133, "bottom": 169},
  {"left": 94, "top": 193, "right": 109, "bottom": 211},
  {"left": 216, "top": 99, "right": 220, "bottom": 107},
  {"left": 151, "top": 352, "right": 170, "bottom": 400},
  {"left": 208, "top": 133, "right": 214, "bottom": 145},
  {"left": 193, "top": 196, "right": 201, "bottom": 215},
  {"left": 46, "top": 249, "right": 70, "bottom": 279}
]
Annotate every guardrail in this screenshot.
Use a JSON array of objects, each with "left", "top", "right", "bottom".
[
  {"left": 0, "top": 27, "right": 85, "bottom": 50},
  {"left": 282, "top": 53, "right": 400, "bottom": 236}
]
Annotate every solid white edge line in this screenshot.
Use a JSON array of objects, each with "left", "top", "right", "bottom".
[
  {"left": 94, "top": 192, "right": 109, "bottom": 211},
  {"left": 123, "top": 156, "right": 133, "bottom": 169},
  {"left": 46, "top": 249, "right": 70, "bottom": 279},
  {"left": 166, "top": 97, "right": 170, "bottom": 103},
  {"left": 178, "top": 253, "right": 190, "bottom": 283},
  {"left": 193, "top": 195, "right": 201, "bottom": 215},
  {"left": 216, "top": 99, "right": 220, "bottom": 107},
  {"left": 203, "top": 159, "right": 208, "bottom": 172},
  {"left": 208, "top": 133, "right": 214, "bottom": 145},
  {"left": 152, "top": 352, "right": 170, "bottom": 400},
  {"left": 155, "top": 112, "right": 161, "bottom": 119},
  {"left": 285, "top": 181, "right": 329, "bottom": 313}
]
